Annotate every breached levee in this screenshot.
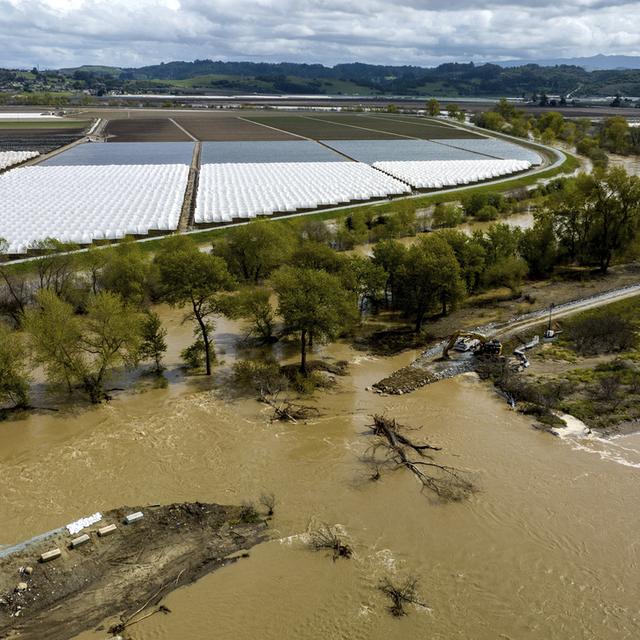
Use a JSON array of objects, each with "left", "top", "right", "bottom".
[
  {"left": 374, "top": 356, "right": 476, "bottom": 395},
  {"left": 0, "top": 502, "right": 268, "bottom": 639}
]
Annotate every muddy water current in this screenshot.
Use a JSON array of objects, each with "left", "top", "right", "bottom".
[{"left": 1, "top": 308, "right": 639, "bottom": 639}]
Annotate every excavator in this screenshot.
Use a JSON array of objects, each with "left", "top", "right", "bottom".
[{"left": 442, "top": 331, "right": 503, "bottom": 359}]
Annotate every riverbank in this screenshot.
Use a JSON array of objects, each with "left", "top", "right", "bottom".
[{"left": 0, "top": 503, "right": 268, "bottom": 640}]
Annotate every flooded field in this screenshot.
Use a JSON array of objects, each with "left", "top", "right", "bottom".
[
  {"left": 1, "top": 307, "right": 640, "bottom": 639},
  {"left": 610, "top": 154, "right": 640, "bottom": 176}
]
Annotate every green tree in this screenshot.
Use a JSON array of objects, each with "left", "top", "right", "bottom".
[
  {"left": 0, "top": 322, "right": 29, "bottom": 410},
  {"left": 446, "top": 104, "right": 464, "bottom": 121},
  {"left": 396, "top": 235, "right": 465, "bottom": 331},
  {"left": 599, "top": 116, "right": 630, "bottom": 154},
  {"left": 550, "top": 168, "right": 640, "bottom": 272},
  {"left": 519, "top": 214, "right": 558, "bottom": 277},
  {"left": 98, "top": 242, "right": 157, "bottom": 306},
  {"left": 432, "top": 203, "right": 464, "bottom": 228},
  {"left": 372, "top": 239, "right": 407, "bottom": 308},
  {"left": 139, "top": 310, "right": 168, "bottom": 374},
  {"left": 155, "top": 237, "right": 235, "bottom": 375},
  {"left": 426, "top": 98, "right": 440, "bottom": 116},
  {"left": 273, "top": 266, "right": 357, "bottom": 373},
  {"left": 439, "top": 230, "right": 487, "bottom": 293},
  {"left": 346, "top": 255, "right": 387, "bottom": 313},
  {"left": 25, "top": 290, "right": 141, "bottom": 403},
  {"left": 214, "top": 220, "right": 295, "bottom": 283},
  {"left": 229, "top": 287, "right": 277, "bottom": 343}
]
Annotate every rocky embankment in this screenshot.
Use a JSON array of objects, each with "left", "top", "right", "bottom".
[{"left": 0, "top": 502, "right": 268, "bottom": 639}]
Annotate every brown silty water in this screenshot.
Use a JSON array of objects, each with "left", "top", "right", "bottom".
[{"left": 1, "top": 305, "right": 640, "bottom": 640}]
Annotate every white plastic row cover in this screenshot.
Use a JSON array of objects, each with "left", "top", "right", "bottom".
[
  {"left": 195, "top": 161, "right": 410, "bottom": 223},
  {"left": 0, "top": 150, "right": 39, "bottom": 171},
  {"left": 0, "top": 164, "right": 189, "bottom": 254},
  {"left": 373, "top": 159, "right": 531, "bottom": 189}
]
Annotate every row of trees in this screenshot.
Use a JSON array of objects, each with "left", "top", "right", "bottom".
[{"left": 472, "top": 99, "right": 640, "bottom": 165}]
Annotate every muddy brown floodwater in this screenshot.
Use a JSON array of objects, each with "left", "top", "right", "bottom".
[{"left": 1, "top": 306, "right": 640, "bottom": 639}]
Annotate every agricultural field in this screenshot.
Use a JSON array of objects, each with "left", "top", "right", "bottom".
[
  {"left": 0, "top": 110, "right": 546, "bottom": 257},
  {"left": 0, "top": 119, "right": 90, "bottom": 153},
  {"left": 374, "top": 159, "right": 532, "bottom": 189},
  {"left": 0, "top": 163, "right": 189, "bottom": 254},
  {"left": 104, "top": 118, "right": 191, "bottom": 142},
  {"left": 173, "top": 116, "right": 297, "bottom": 141},
  {"left": 200, "top": 140, "right": 345, "bottom": 164},
  {"left": 0, "top": 150, "right": 39, "bottom": 171},
  {"left": 322, "top": 139, "right": 483, "bottom": 163},
  {"left": 42, "top": 141, "right": 194, "bottom": 166},
  {"left": 244, "top": 116, "right": 399, "bottom": 140},
  {"left": 195, "top": 161, "right": 409, "bottom": 224},
  {"left": 303, "top": 114, "right": 483, "bottom": 139}
]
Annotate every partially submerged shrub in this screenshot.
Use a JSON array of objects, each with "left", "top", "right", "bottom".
[{"left": 180, "top": 339, "right": 207, "bottom": 370}]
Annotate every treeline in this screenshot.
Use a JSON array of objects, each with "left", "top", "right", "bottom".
[{"left": 473, "top": 99, "right": 640, "bottom": 165}]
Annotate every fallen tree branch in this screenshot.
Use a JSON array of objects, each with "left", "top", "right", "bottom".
[
  {"left": 366, "top": 415, "right": 474, "bottom": 501},
  {"left": 260, "top": 391, "right": 320, "bottom": 423}
]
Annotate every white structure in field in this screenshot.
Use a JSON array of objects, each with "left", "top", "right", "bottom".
[
  {"left": 0, "top": 164, "right": 189, "bottom": 254},
  {"left": 373, "top": 159, "right": 531, "bottom": 189},
  {"left": 195, "top": 162, "right": 410, "bottom": 223},
  {"left": 0, "top": 150, "right": 39, "bottom": 171}
]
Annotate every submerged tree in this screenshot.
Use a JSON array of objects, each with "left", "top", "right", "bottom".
[
  {"left": 273, "top": 266, "right": 357, "bottom": 374},
  {"left": 155, "top": 237, "right": 235, "bottom": 375},
  {"left": 0, "top": 322, "right": 29, "bottom": 410},
  {"left": 139, "top": 310, "right": 168, "bottom": 374},
  {"left": 25, "top": 290, "right": 141, "bottom": 403}
]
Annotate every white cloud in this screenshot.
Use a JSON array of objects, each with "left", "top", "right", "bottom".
[{"left": 1, "top": 0, "right": 639, "bottom": 69}]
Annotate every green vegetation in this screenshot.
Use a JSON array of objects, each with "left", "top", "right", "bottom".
[
  {"left": 24, "top": 290, "right": 141, "bottom": 403},
  {"left": 6, "top": 60, "right": 640, "bottom": 100},
  {"left": 0, "top": 322, "right": 29, "bottom": 411},
  {"left": 155, "top": 236, "right": 234, "bottom": 376},
  {"left": 473, "top": 99, "right": 640, "bottom": 166}
]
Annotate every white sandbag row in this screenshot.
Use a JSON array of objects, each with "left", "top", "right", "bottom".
[
  {"left": 0, "top": 150, "right": 39, "bottom": 171},
  {"left": 0, "top": 164, "right": 189, "bottom": 254},
  {"left": 195, "top": 161, "right": 410, "bottom": 223},
  {"left": 373, "top": 159, "right": 531, "bottom": 189}
]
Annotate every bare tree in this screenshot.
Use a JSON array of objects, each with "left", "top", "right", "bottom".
[
  {"left": 259, "top": 492, "right": 276, "bottom": 516},
  {"left": 365, "top": 415, "right": 474, "bottom": 501},
  {"left": 378, "top": 575, "right": 426, "bottom": 617},
  {"left": 308, "top": 523, "right": 352, "bottom": 561}
]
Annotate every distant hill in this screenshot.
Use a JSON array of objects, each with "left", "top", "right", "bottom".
[
  {"left": 496, "top": 54, "right": 640, "bottom": 71},
  {"left": 12, "top": 58, "right": 640, "bottom": 99}
]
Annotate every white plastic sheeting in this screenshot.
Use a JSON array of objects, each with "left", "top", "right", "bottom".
[
  {"left": 66, "top": 512, "right": 103, "bottom": 535},
  {"left": 438, "top": 139, "right": 543, "bottom": 165},
  {"left": 195, "top": 161, "right": 410, "bottom": 223},
  {"left": 0, "top": 150, "right": 39, "bottom": 171},
  {"left": 0, "top": 164, "right": 189, "bottom": 254},
  {"left": 373, "top": 159, "right": 531, "bottom": 189}
]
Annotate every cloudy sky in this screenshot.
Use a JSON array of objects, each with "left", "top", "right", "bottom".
[{"left": 2, "top": 0, "right": 639, "bottom": 69}]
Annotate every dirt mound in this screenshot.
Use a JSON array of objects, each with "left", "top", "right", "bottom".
[{"left": 0, "top": 502, "right": 268, "bottom": 639}]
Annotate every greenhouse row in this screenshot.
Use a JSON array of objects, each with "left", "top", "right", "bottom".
[
  {"left": 0, "top": 150, "right": 39, "bottom": 172},
  {"left": 0, "top": 164, "right": 188, "bottom": 254},
  {"left": 195, "top": 162, "right": 410, "bottom": 223},
  {"left": 373, "top": 159, "right": 532, "bottom": 189}
]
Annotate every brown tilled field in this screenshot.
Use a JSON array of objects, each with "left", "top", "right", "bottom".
[
  {"left": 244, "top": 115, "right": 400, "bottom": 140},
  {"left": 104, "top": 118, "right": 191, "bottom": 142},
  {"left": 174, "top": 116, "right": 297, "bottom": 141}
]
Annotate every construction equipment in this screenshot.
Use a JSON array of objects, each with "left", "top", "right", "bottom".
[{"left": 442, "top": 331, "right": 503, "bottom": 359}]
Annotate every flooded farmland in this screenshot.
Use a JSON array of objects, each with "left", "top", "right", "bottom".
[{"left": 1, "top": 307, "right": 640, "bottom": 640}]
